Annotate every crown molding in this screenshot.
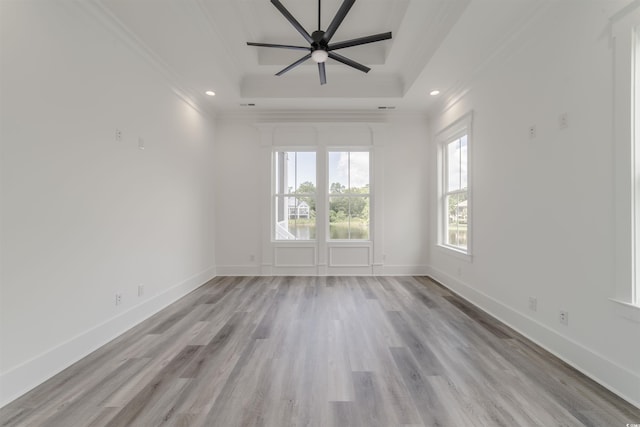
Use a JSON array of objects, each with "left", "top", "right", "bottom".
[
  {"left": 76, "top": 0, "right": 216, "bottom": 120},
  {"left": 215, "top": 109, "right": 427, "bottom": 124},
  {"left": 430, "top": 1, "right": 554, "bottom": 116},
  {"left": 400, "top": 0, "right": 471, "bottom": 96}
]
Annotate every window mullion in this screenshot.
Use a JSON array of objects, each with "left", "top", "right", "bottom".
[{"left": 459, "top": 138, "right": 463, "bottom": 190}]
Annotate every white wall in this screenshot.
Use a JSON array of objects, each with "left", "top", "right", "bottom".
[
  {"left": 213, "top": 115, "right": 429, "bottom": 276},
  {"left": 0, "top": 1, "right": 217, "bottom": 406},
  {"left": 213, "top": 122, "right": 263, "bottom": 273},
  {"left": 428, "top": 1, "right": 640, "bottom": 406}
]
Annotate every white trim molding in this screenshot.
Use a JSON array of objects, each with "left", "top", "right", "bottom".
[
  {"left": 435, "top": 111, "right": 473, "bottom": 261},
  {"left": 77, "top": 0, "right": 213, "bottom": 118},
  {"left": 611, "top": 2, "right": 640, "bottom": 307}
]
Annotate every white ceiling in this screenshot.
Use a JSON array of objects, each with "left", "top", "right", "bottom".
[{"left": 97, "top": 0, "right": 549, "bottom": 115}]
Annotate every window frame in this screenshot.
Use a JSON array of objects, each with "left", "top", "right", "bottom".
[
  {"left": 635, "top": 25, "right": 639, "bottom": 306},
  {"left": 611, "top": 4, "right": 640, "bottom": 313},
  {"left": 327, "top": 149, "right": 372, "bottom": 241},
  {"left": 272, "top": 149, "right": 317, "bottom": 241},
  {"left": 436, "top": 112, "right": 473, "bottom": 259}
]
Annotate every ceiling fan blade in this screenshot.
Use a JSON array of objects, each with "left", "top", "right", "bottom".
[
  {"left": 247, "top": 42, "right": 310, "bottom": 51},
  {"left": 328, "top": 32, "right": 392, "bottom": 51},
  {"left": 318, "top": 62, "right": 327, "bottom": 85},
  {"left": 328, "top": 52, "right": 370, "bottom": 73},
  {"left": 275, "top": 53, "right": 312, "bottom": 76},
  {"left": 323, "top": 0, "right": 355, "bottom": 43},
  {"left": 271, "top": 0, "right": 314, "bottom": 44}
]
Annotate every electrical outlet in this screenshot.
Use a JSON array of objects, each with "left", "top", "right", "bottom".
[
  {"left": 138, "top": 137, "right": 145, "bottom": 150},
  {"left": 559, "top": 310, "right": 569, "bottom": 325},
  {"left": 528, "top": 297, "right": 537, "bottom": 312},
  {"left": 138, "top": 284, "right": 144, "bottom": 297},
  {"left": 528, "top": 125, "right": 536, "bottom": 139},
  {"left": 115, "top": 129, "right": 122, "bottom": 142},
  {"left": 115, "top": 293, "right": 122, "bottom": 306},
  {"left": 249, "top": 254, "right": 255, "bottom": 262}
]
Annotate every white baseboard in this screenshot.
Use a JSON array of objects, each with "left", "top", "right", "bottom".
[
  {"left": 426, "top": 265, "right": 640, "bottom": 409},
  {"left": 215, "top": 265, "right": 262, "bottom": 276},
  {"left": 0, "top": 266, "right": 216, "bottom": 408},
  {"left": 214, "top": 264, "right": 429, "bottom": 277},
  {"left": 378, "top": 264, "right": 430, "bottom": 276}
]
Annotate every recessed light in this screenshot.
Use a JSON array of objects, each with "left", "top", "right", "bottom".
[
  {"left": 430, "top": 90, "right": 440, "bottom": 96},
  {"left": 205, "top": 91, "right": 216, "bottom": 96}
]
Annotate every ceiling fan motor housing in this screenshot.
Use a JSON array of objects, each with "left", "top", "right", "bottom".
[{"left": 311, "top": 31, "right": 328, "bottom": 62}]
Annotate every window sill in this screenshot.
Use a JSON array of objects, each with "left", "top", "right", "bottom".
[
  {"left": 609, "top": 298, "right": 640, "bottom": 323},
  {"left": 436, "top": 244, "right": 473, "bottom": 262}
]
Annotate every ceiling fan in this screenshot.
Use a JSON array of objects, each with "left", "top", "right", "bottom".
[{"left": 247, "top": 0, "right": 392, "bottom": 85}]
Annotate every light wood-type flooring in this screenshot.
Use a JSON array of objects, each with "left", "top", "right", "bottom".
[{"left": 2, "top": 276, "right": 639, "bottom": 426}]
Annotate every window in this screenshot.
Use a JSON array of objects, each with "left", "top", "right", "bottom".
[
  {"left": 272, "top": 149, "right": 372, "bottom": 242},
  {"left": 274, "top": 151, "right": 316, "bottom": 240},
  {"left": 328, "top": 151, "right": 370, "bottom": 240},
  {"left": 611, "top": 5, "right": 640, "bottom": 308},
  {"left": 444, "top": 136, "right": 468, "bottom": 250},
  {"left": 634, "top": 24, "right": 639, "bottom": 305},
  {"left": 438, "top": 113, "right": 472, "bottom": 255}
]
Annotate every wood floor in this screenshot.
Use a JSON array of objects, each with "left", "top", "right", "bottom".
[{"left": 2, "top": 276, "right": 639, "bottom": 426}]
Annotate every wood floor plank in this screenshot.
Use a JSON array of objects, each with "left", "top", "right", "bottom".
[
  {"left": 389, "top": 346, "right": 453, "bottom": 427},
  {"left": 352, "top": 371, "right": 389, "bottom": 426},
  {"left": 103, "top": 345, "right": 202, "bottom": 426},
  {"left": 2, "top": 276, "right": 638, "bottom": 427}
]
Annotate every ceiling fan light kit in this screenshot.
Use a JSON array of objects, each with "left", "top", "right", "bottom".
[
  {"left": 247, "top": 0, "right": 392, "bottom": 85},
  {"left": 311, "top": 49, "right": 328, "bottom": 63}
]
